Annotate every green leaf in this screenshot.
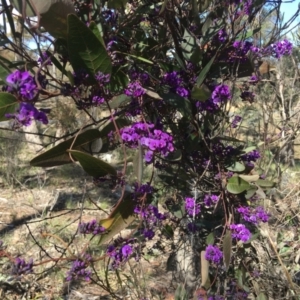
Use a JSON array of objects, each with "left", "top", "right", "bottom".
[
  {"left": 239, "top": 174, "right": 259, "bottom": 182},
  {"left": 30, "top": 129, "right": 103, "bottom": 167},
  {"left": 98, "top": 193, "right": 136, "bottom": 245},
  {"left": 162, "top": 92, "right": 192, "bottom": 117},
  {"left": 0, "top": 62, "right": 10, "bottom": 85},
  {"left": 0, "top": 93, "right": 18, "bottom": 122},
  {"left": 196, "top": 54, "right": 216, "bottom": 87},
  {"left": 110, "top": 94, "right": 131, "bottom": 109},
  {"left": 191, "top": 84, "right": 211, "bottom": 101},
  {"left": 67, "top": 14, "right": 112, "bottom": 83},
  {"left": 226, "top": 161, "right": 245, "bottom": 172},
  {"left": 206, "top": 232, "right": 215, "bottom": 245},
  {"left": 68, "top": 150, "right": 117, "bottom": 177},
  {"left": 115, "top": 51, "right": 153, "bottom": 64},
  {"left": 109, "top": 66, "right": 129, "bottom": 92},
  {"left": 242, "top": 146, "right": 257, "bottom": 154},
  {"left": 89, "top": 21, "right": 105, "bottom": 47},
  {"left": 162, "top": 224, "right": 174, "bottom": 238},
  {"left": 256, "top": 179, "right": 276, "bottom": 188},
  {"left": 165, "top": 150, "right": 182, "bottom": 162},
  {"left": 107, "top": 0, "right": 128, "bottom": 9},
  {"left": 256, "top": 293, "right": 268, "bottom": 300},
  {"left": 181, "top": 29, "right": 197, "bottom": 60},
  {"left": 174, "top": 284, "right": 189, "bottom": 300},
  {"left": 223, "top": 229, "right": 232, "bottom": 271},
  {"left": 245, "top": 187, "right": 257, "bottom": 199},
  {"left": 227, "top": 176, "right": 250, "bottom": 194}
]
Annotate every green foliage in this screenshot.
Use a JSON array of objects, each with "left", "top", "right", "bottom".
[{"left": 0, "top": 93, "right": 18, "bottom": 121}]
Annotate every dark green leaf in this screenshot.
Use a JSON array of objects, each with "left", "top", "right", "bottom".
[
  {"left": 68, "top": 150, "right": 117, "bottom": 177},
  {"left": 162, "top": 92, "right": 192, "bottom": 117},
  {"left": 227, "top": 176, "right": 250, "bottom": 194},
  {"left": 0, "top": 62, "right": 10, "bottom": 85},
  {"left": 165, "top": 150, "right": 182, "bottom": 162},
  {"left": 223, "top": 229, "right": 232, "bottom": 271},
  {"left": 107, "top": 0, "right": 128, "bottom": 9},
  {"left": 196, "top": 54, "right": 216, "bottom": 87},
  {"left": 30, "top": 129, "right": 103, "bottom": 167},
  {"left": 0, "top": 93, "right": 18, "bottom": 122},
  {"left": 191, "top": 84, "right": 211, "bottom": 101},
  {"left": 67, "top": 14, "right": 112, "bottom": 84},
  {"left": 89, "top": 21, "right": 105, "bottom": 47},
  {"left": 162, "top": 224, "right": 174, "bottom": 238}
]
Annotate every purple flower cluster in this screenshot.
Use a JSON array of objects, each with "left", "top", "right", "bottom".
[
  {"left": 125, "top": 81, "right": 146, "bottom": 98},
  {"left": 129, "top": 70, "right": 149, "bottom": 85},
  {"left": 12, "top": 257, "right": 33, "bottom": 276},
  {"left": 205, "top": 245, "right": 223, "bottom": 264},
  {"left": 95, "top": 71, "right": 110, "bottom": 86},
  {"left": 237, "top": 206, "right": 269, "bottom": 224},
  {"left": 120, "top": 122, "right": 174, "bottom": 162},
  {"left": 241, "top": 149, "right": 260, "bottom": 162},
  {"left": 232, "top": 41, "right": 258, "bottom": 59},
  {"left": 197, "top": 84, "right": 230, "bottom": 112},
  {"left": 107, "top": 240, "right": 137, "bottom": 269},
  {"left": 230, "top": 224, "right": 251, "bottom": 242},
  {"left": 203, "top": 194, "right": 219, "bottom": 207},
  {"left": 5, "top": 102, "right": 48, "bottom": 126},
  {"left": 78, "top": 219, "right": 106, "bottom": 235},
  {"left": 231, "top": 115, "right": 242, "bottom": 128},
  {"left": 249, "top": 75, "right": 259, "bottom": 85},
  {"left": 132, "top": 182, "right": 154, "bottom": 200},
  {"left": 163, "top": 71, "right": 189, "bottom": 97},
  {"left": 66, "top": 255, "right": 92, "bottom": 281},
  {"left": 185, "top": 197, "right": 201, "bottom": 216},
  {"left": 6, "top": 70, "right": 36, "bottom": 100},
  {"left": 134, "top": 204, "right": 166, "bottom": 240},
  {"left": 217, "top": 29, "right": 227, "bottom": 43},
  {"left": 269, "top": 39, "right": 293, "bottom": 59}
]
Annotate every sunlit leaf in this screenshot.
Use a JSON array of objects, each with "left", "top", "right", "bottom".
[
  {"left": 201, "top": 250, "right": 210, "bottom": 288},
  {"left": 227, "top": 176, "right": 250, "bottom": 194},
  {"left": 223, "top": 229, "right": 232, "bottom": 271}
]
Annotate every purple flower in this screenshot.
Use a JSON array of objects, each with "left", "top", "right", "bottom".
[
  {"left": 125, "top": 81, "right": 145, "bottom": 97},
  {"left": 12, "top": 257, "right": 33, "bottom": 276},
  {"left": 5, "top": 103, "right": 48, "bottom": 126},
  {"left": 78, "top": 219, "right": 106, "bottom": 235},
  {"left": 237, "top": 206, "right": 269, "bottom": 224},
  {"left": 218, "top": 29, "right": 227, "bottom": 43},
  {"left": 205, "top": 245, "right": 223, "bottom": 264},
  {"left": 6, "top": 70, "right": 36, "bottom": 100},
  {"left": 187, "top": 222, "right": 198, "bottom": 233},
  {"left": 176, "top": 86, "right": 189, "bottom": 97},
  {"left": 38, "top": 52, "right": 52, "bottom": 66},
  {"left": 121, "top": 245, "right": 133, "bottom": 258},
  {"left": 95, "top": 71, "right": 110, "bottom": 85},
  {"left": 204, "top": 194, "right": 219, "bottom": 206},
  {"left": 163, "top": 71, "right": 182, "bottom": 87},
  {"left": 241, "top": 150, "right": 260, "bottom": 162},
  {"left": 230, "top": 224, "right": 251, "bottom": 242},
  {"left": 269, "top": 39, "right": 293, "bottom": 59},
  {"left": 92, "top": 95, "right": 105, "bottom": 105},
  {"left": 231, "top": 115, "right": 242, "bottom": 128},
  {"left": 185, "top": 197, "right": 201, "bottom": 216},
  {"left": 211, "top": 84, "right": 231, "bottom": 104},
  {"left": 249, "top": 75, "right": 259, "bottom": 85},
  {"left": 66, "top": 256, "right": 92, "bottom": 281},
  {"left": 143, "top": 229, "right": 155, "bottom": 240}
]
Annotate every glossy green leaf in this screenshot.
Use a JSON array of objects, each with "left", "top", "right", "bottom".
[
  {"left": 162, "top": 92, "right": 192, "bottom": 117},
  {"left": 191, "top": 84, "right": 211, "bottom": 101},
  {"left": 226, "top": 161, "right": 245, "bottom": 172},
  {"left": 245, "top": 187, "right": 257, "bottom": 199},
  {"left": 67, "top": 14, "right": 112, "bottom": 83},
  {"left": 223, "top": 229, "right": 232, "bottom": 271},
  {"left": 227, "top": 176, "right": 250, "bottom": 194},
  {"left": 68, "top": 150, "right": 117, "bottom": 177},
  {"left": 98, "top": 193, "right": 136, "bottom": 245},
  {"left": 109, "top": 67, "right": 129, "bottom": 93},
  {"left": 30, "top": 129, "right": 103, "bottom": 167},
  {"left": 0, "top": 93, "right": 18, "bottom": 122}
]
